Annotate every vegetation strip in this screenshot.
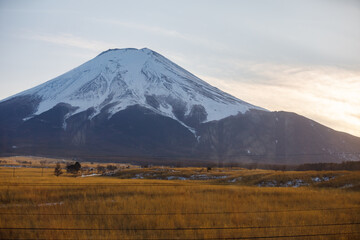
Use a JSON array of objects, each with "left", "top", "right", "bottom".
[
  {"left": 1, "top": 222, "right": 359, "bottom": 231},
  {"left": 0, "top": 184, "right": 195, "bottom": 187},
  {"left": 4, "top": 232, "right": 360, "bottom": 240},
  {"left": 2, "top": 207, "right": 359, "bottom": 216}
]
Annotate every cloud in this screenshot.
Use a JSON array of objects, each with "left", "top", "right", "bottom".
[
  {"left": 94, "top": 19, "right": 229, "bottom": 52},
  {"left": 351, "top": 113, "right": 360, "bottom": 120},
  {"left": 198, "top": 63, "right": 360, "bottom": 137},
  {"left": 25, "top": 32, "right": 118, "bottom": 52}
]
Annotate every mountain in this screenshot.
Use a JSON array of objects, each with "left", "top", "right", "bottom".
[
  {"left": 1, "top": 48, "right": 359, "bottom": 165},
  {"left": 5, "top": 48, "right": 263, "bottom": 129}
]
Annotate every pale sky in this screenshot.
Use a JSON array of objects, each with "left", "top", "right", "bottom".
[{"left": 0, "top": 0, "right": 359, "bottom": 136}]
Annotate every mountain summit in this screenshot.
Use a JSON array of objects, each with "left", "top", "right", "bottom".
[
  {"left": 8, "top": 48, "right": 263, "bottom": 130},
  {"left": 1, "top": 48, "right": 360, "bottom": 165}
]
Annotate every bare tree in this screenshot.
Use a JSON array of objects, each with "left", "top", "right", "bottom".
[
  {"left": 40, "top": 160, "right": 46, "bottom": 177},
  {"left": 66, "top": 162, "right": 81, "bottom": 175},
  {"left": 54, "top": 163, "right": 63, "bottom": 177},
  {"left": 96, "top": 165, "right": 106, "bottom": 174},
  {"left": 106, "top": 165, "right": 117, "bottom": 171}
]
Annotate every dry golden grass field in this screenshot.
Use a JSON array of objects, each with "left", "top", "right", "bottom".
[{"left": 0, "top": 157, "right": 360, "bottom": 240}]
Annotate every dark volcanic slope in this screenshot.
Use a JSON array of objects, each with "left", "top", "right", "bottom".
[
  {"left": 197, "top": 110, "right": 360, "bottom": 164},
  {"left": 1, "top": 96, "right": 359, "bottom": 164}
]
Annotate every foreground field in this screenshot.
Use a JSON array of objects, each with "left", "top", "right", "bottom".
[{"left": 0, "top": 165, "right": 360, "bottom": 239}]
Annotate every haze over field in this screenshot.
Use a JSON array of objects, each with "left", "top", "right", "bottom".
[{"left": 0, "top": 0, "right": 359, "bottom": 136}]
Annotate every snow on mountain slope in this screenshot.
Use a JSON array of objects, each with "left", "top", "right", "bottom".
[{"left": 2, "top": 48, "right": 265, "bottom": 127}]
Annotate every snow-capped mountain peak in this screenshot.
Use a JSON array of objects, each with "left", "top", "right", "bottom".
[
  {"left": 3, "top": 48, "right": 264, "bottom": 128},
  {"left": 2, "top": 48, "right": 360, "bottom": 164}
]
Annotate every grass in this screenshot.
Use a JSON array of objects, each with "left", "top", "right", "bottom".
[
  {"left": 114, "top": 166, "right": 360, "bottom": 190},
  {"left": 0, "top": 159, "right": 360, "bottom": 239}
]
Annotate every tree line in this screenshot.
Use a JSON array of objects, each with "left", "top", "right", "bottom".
[
  {"left": 296, "top": 161, "right": 360, "bottom": 171},
  {"left": 54, "top": 162, "right": 120, "bottom": 176}
]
